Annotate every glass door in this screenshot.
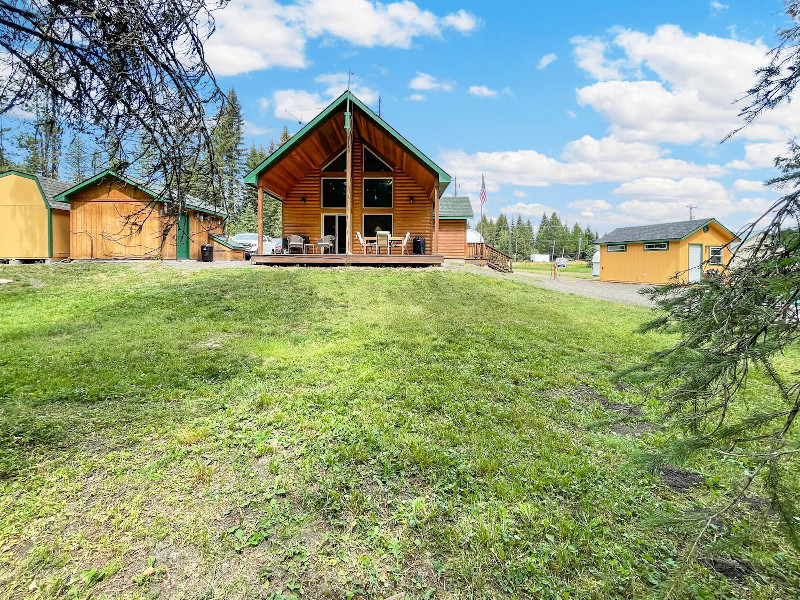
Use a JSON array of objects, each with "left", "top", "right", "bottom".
[{"left": 322, "top": 214, "right": 347, "bottom": 254}]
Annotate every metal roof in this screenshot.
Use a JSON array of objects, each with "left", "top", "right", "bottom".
[
  {"left": 438, "top": 196, "right": 474, "bottom": 219},
  {"left": 596, "top": 218, "right": 734, "bottom": 244},
  {"left": 243, "top": 91, "right": 451, "bottom": 195}
]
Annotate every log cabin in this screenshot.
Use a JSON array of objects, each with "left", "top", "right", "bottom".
[
  {"left": 0, "top": 170, "right": 71, "bottom": 261},
  {"left": 244, "top": 91, "right": 456, "bottom": 266},
  {"left": 54, "top": 170, "right": 244, "bottom": 260},
  {"left": 596, "top": 218, "right": 738, "bottom": 284}
]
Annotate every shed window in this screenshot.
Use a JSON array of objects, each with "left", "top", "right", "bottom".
[
  {"left": 321, "top": 178, "right": 346, "bottom": 208},
  {"left": 644, "top": 242, "right": 669, "bottom": 251},
  {"left": 607, "top": 244, "right": 627, "bottom": 252},
  {"left": 708, "top": 246, "right": 724, "bottom": 265},
  {"left": 363, "top": 178, "right": 393, "bottom": 208},
  {"left": 363, "top": 214, "right": 393, "bottom": 237},
  {"left": 364, "top": 147, "right": 392, "bottom": 172}
]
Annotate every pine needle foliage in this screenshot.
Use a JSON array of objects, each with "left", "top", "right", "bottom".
[{"left": 635, "top": 4, "right": 800, "bottom": 592}]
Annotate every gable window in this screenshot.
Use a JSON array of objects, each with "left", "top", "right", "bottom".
[
  {"left": 322, "top": 151, "right": 346, "bottom": 172},
  {"left": 363, "top": 177, "right": 392, "bottom": 208},
  {"left": 321, "top": 178, "right": 346, "bottom": 208},
  {"left": 363, "top": 214, "right": 393, "bottom": 237},
  {"left": 644, "top": 242, "right": 669, "bottom": 251},
  {"left": 607, "top": 244, "right": 626, "bottom": 252},
  {"left": 364, "top": 147, "right": 392, "bottom": 172},
  {"left": 708, "top": 246, "right": 724, "bottom": 265}
]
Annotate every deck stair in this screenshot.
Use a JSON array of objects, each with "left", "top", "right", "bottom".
[{"left": 466, "top": 243, "right": 513, "bottom": 273}]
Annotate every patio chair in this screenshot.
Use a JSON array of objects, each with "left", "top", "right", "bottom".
[
  {"left": 391, "top": 232, "right": 411, "bottom": 255},
  {"left": 287, "top": 234, "right": 305, "bottom": 254},
  {"left": 357, "top": 231, "right": 376, "bottom": 254},
  {"left": 317, "top": 234, "right": 336, "bottom": 254},
  {"left": 375, "top": 230, "right": 390, "bottom": 255}
]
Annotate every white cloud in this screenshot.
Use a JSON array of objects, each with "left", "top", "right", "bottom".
[
  {"left": 410, "top": 72, "right": 455, "bottom": 91},
  {"left": 569, "top": 199, "right": 612, "bottom": 212},
  {"left": 566, "top": 110, "right": 577, "bottom": 118},
  {"left": 512, "top": 190, "right": 528, "bottom": 198},
  {"left": 442, "top": 9, "right": 480, "bottom": 33},
  {"left": 244, "top": 121, "right": 271, "bottom": 136},
  {"left": 732, "top": 179, "right": 766, "bottom": 192},
  {"left": 726, "top": 142, "right": 786, "bottom": 169},
  {"left": 468, "top": 85, "right": 498, "bottom": 98},
  {"left": 500, "top": 202, "right": 559, "bottom": 217},
  {"left": 206, "top": 0, "right": 480, "bottom": 76},
  {"left": 710, "top": 1, "right": 729, "bottom": 15},
  {"left": 258, "top": 98, "right": 271, "bottom": 113},
  {"left": 572, "top": 25, "right": 800, "bottom": 146},
  {"left": 271, "top": 72, "right": 379, "bottom": 122},
  {"left": 561, "top": 135, "right": 662, "bottom": 162},
  {"left": 613, "top": 177, "right": 730, "bottom": 203},
  {"left": 571, "top": 36, "right": 628, "bottom": 80},
  {"left": 407, "top": 93, "right": 427, "bottom": 102},
  {"left": 537, "top": 53, "right": 557, "bottom": 70}
]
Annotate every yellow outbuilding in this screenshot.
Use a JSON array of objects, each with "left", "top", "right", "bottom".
[
  {"left": 0, "top": 170, "right": 71, "bottom": 260},
  {"left": 597, "top": 218, "right": 738, "bottom": 284}
]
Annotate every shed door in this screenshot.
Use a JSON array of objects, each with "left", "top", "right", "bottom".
[
  {"left": 176, "top": 213, "right": 190, "bottom": 259},
  {"left": 688, "top": 244, "right": 703, "bottom": 282}
]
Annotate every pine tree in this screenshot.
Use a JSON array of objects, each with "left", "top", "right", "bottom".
[
  {"left": 90, "top": 148, "right": 103, "bottom": 173},
  {"left": 212, "top": 87, "right": 245, "bottom": 214},
  {"left": 17, "top": 132, "right": 42, "bottom": 175},
  {"left": 279, "top": 125, "right": 291, "bottom": 145},
  {"left": 64, "top": 134, "right": 89, "bottom": 183},
  {"left": 495, "top": 213, "right": 510, "bottom": 255}
]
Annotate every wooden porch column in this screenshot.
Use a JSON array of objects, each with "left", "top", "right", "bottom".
[
  {"left": 433, "top": 181, "right": 440, "bottom": 255},
  {"left": 345, "top": 122, "right": 353, "bottom": 254},
  {"left": 257, "top": 185, "right": 264, "bottom": 255}
]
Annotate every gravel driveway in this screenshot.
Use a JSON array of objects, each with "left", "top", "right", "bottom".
[{"left": 446, "top": 263, "right": 655, "bottom": 307}]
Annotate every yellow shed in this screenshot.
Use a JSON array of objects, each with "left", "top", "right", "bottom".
[
  {"left": 0, "top": 170, "right": 71, "bottom": 260},
  {"left": 54, "top": 170, "right": 239, "bottom": 260},
  {"left": 597, "top": 218, "right": 739, "bottom": 284}
]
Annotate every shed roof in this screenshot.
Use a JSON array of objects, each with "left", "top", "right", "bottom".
[
  {"left": 438, "top": 196, "right": 474, "bottom": 219},
  {"left": 243, "top": 91, "right": 451, "bottom": 197},
  {"left": 0, "top": 170, "right": 72, "bottom": 210},
  {"left": 597, "top": 218, "right": 735, "bottom": 244},
  {"left": 54, "top": 170, "right": 226, "bottom": 217}
]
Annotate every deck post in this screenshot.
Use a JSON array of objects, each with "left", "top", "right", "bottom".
[
  {"left": 434, "top": 181, "right": 440, "bottom": 255},
  {"left": 257, "top": 185, "right": 264, "bottom": 255}
]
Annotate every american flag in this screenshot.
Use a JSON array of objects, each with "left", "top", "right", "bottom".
[{"left": 480, "top": 174, "right": 487, "bottom": 205}]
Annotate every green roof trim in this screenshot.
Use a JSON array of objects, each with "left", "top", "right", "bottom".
[
  {"left": 243, "top": 91, "right": 451, "bottom": 195},
  {"left": 54, "top": 169, "right": 226, "bottom": 217},
  {"left": 0, "top": 170, "right": 54, "bottom": 256},
  {"left": 208, "top": 233, "right": 245, "bottom": 250}
]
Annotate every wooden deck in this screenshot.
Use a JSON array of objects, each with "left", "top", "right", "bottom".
[{"left": 250, "top": 253, "right": 445, "bottom": 267}]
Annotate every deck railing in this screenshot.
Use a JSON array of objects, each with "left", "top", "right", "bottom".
[{"left": 467, "top": 242, "right": 513, "bottom": 273}]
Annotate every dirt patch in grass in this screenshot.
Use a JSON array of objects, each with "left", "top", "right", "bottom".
[
  {"left": 659, "top": 465, "right": 706, "bottom": 493},
  {"left": 700, "top": 556, "right": 753, "bottom": 581},
  {"left": 609, "top": 422, "right": 657, "bottom": 438}
]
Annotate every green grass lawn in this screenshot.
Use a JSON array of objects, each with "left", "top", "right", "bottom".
[
  {"left": 513, "top": 262, "right": 595, "bottom": 279},
  {"left": 0, "top": 264, "right": 797, "bottom": 600}
]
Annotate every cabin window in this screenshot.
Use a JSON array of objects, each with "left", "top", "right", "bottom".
[
  {"left": 644, "top": 242, "right": 669, "bottom": 251},
  {"left": 363, "top": 214, "right": 393, "bottom": 237},
  {"left": 322, "top": 151, "right": 346, "bottom": 172},
  {"left": 364, "top": 147, "right": 392, "bottom": 172},
  {"left": 607, "top": 244, "right": 627, "bottom": 252},
  {"left": 363, "top": 178, "right": 393, "bottom": 208},
  {"left": 321, "top": 178, "right": 346, "bottom": 208},
  {"left": 708, "top": 246, "right": 724, "bottom": 265}
]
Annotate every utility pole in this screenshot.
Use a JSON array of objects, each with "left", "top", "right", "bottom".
[
  {"left": 687, "top": 204, "right": 697, "bottom": 220},
  {"left": 377, "top": 95, "right": 381, "bottom": 117}
]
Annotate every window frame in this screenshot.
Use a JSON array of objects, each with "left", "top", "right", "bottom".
[
  {"left": 362, "top": 213, "right": 394, "bottom": 238},
  {"left": 643, "top": 242, "right": 669, "bottom": 251},
  {"left": 606, "top": 244, "right": 627, "bottom": 252},
  {"left": 362, "top": 177, "right": 393, "bottom": 209},
  {"left": 708, "top": 245, "right": 724, "bottom": 265},
  {"left": 322, "top": 150, "right": 346, "bottom": 173},
  {"left": 320, "top": 177, "right": 346, "bottom": 209}
]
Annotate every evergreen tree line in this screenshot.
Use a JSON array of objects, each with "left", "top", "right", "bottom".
[
  {"left": 0, "top": 85, "right": 284, "bottom": 237},
  {"left": 476, "top": 211, "right": 598, "bottom": 261}
]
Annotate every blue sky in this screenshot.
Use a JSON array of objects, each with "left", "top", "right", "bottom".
[{"left": 208, "top": 0, "right": 791, "bottom": 235}]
